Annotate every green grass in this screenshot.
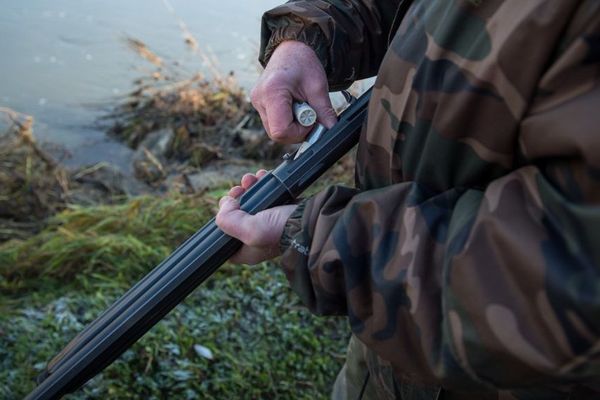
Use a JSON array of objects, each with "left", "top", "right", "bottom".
[
  {"left": 0, "top": 193, "right": 213, "bottom": 292},
  {"left": 0, "top": 191, "right": 349, "bottom": 399}
]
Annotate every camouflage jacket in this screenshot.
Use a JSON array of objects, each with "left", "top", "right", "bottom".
[{"left": 260, "top": 1, "right": 600, "bottom": 398}]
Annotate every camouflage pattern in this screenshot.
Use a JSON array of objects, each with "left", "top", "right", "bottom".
[
  {"left": 261, "top": 0, "right": 600, "bottom": 399},
  {"left": 260, "top": 0, "right": 403, "bottom": 90},
  {"left": 331, "top": 335, "right": 442, "bottom": 400}
]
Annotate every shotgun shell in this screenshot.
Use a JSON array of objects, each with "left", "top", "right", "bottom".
[{"left": 293, "top": 102, "right": 317, "bottom": 127}]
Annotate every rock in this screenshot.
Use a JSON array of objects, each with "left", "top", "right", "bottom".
[
  {"left": 185, "top": 170, "right": 234, "bottom": 192},
  {"left": 69, "top": 163, "right": 131, "bottom": 205},
  {"left": 169, "top": 125, "right": 192, "bottom": 159},
  {"left": 130, "top": 129, "right": 174, "bottom": 186},
  {"left": 193, "top": 344, "right": 214, "bottom": 360},
  {"left": 189, "top": 143, "right": 221, "bottom": 167},
  {"left": 238, "top": 127, "right": 263, "bottom": 145},
  {"left": 237, "top": 128, "right": 286, "bottom": 160},
  {"left": 133, "top": 147, "right": 166, "bottom": 186},
  {"left": 184, "top": 162, "right": 258, "bottom": 193},
  {"left": 133, "top": 128, "right": 173, "bottom": 161}
]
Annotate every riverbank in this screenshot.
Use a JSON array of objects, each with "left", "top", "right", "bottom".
[
  {"left": 1, "top": 0, "right": 283, "bottom": 169},
  {"left": 0, "top": 40, "right": 356, "bottom": 397}
]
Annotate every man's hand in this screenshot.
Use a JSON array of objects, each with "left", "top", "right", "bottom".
[
  {"left": 220, "top": 41, "right": 333, "bottom": 263},
  {"left": 251, "top": 40, "right": 337, "bottom": 144},
  {"left": 215, "top": 170, "right": 297, "bottom": 265}
]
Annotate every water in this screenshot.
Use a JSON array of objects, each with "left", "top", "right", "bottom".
[{"left": 0, "top": 0, "right": 281, "bottom": 171}]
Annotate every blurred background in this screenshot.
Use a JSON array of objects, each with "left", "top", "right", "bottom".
[
  {"left": 1, "top": 0, "right": 281, "bottom": 169},
  {"left": 0, "top": 1, "right": 355, "bottom": 399}
]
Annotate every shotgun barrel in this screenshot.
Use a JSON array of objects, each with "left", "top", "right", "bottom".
[{"left": 26, "top": 88, "right": 371, "bottom": 400}]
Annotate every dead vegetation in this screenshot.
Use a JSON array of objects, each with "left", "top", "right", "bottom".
[
  {"left": 0, "top": 109, "right": 130, "bottom": 243},
  {"left": 0, "top": 109, "right": 70, "bottom": 241},
  {"left": 0, "top": 21, "right": 358, "bottom": 242},
  {"left": 103, "top": 37, "right": 284, "bottom": 188}
]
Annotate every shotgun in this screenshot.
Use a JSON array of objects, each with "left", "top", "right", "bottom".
[{"left": 26, "top": 88, "right": 372, "bottom": 400}]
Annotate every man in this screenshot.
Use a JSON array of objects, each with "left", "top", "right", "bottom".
[{"left": 216, "top": 0, "right": 600, "bottom": 398}]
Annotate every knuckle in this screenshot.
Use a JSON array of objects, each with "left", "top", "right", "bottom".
[
  {"left": 269, "top": 129, "right": 294, "bottom": 144},
  {"left": 246, "top": 236, "right": 261, "bottom": 247},
  {"left": 307, "top": 79, "right": 328, "bottom": 95},
  {"left": 324, "top": 108, "right": 338, "bottom": 120},
  {"left": 269, "top": 129, "right": 286, "bottom": 141},
  {"left": 250, "top": 86, "right": 261, "bottom": 106},
  {"left": 215, "top": 215, "right": 224, "bottom": 230},
  {"left": 260, "top": 76, "right": 278, "bottom": 92},
  {"left": 215, "top": 211, "right": 226, "bottom": 228}
]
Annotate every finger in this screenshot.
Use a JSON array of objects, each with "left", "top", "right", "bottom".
[
  {"left": 219, "top": 195, "right": 234, "bottom": 208},
  {"left": 306, "top": 90, "right": 338, "bottom": 129},
  {"left": 264, "top": 93, "right": 311, "bottom": 143},
  {"left": 251, "top": 87, "right": 271, "bottom": 134},
  {"left": 240, "top": 173, "right": 259, "bottom": 190},
  {"left": 228, "top": 186, "right": 244, "bottom": 198},
  {"left": 216, "top": 196, "right": 255, "bottom": 244},
  {"left": 240, "top": 170, "right": 269, "bottom": 190},
  {"left": 256, "top": 106, "right": 270, "bottom": 134}
]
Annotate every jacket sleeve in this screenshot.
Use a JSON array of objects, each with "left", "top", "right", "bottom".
[
  {"left": 259, "top": 0, "right": 403, "bottom": 90},
  {"left": 278, "top": 15, "right": 600, "bottom": 392}
]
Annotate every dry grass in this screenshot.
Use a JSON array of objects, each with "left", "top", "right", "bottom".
[
  {"left": 0, "top": 192, "right": 215, "bottom": 293},
  {"left": 0, "top": 109, "right": 70, "bottom": 241},
  {"left": 105, "top": 37, "right": 280, "bottom": 170}
]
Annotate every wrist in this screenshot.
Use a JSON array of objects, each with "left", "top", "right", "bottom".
[
  {"left": 267, "top": 40, "right": 324, "bottom": 73},
  {"left": 279, "top": 201, "right": 307, "bottom": 255},
  {"left": 259, "top": 19, "right": 328, "bottom": 71},
  {"left": 272, "top": 40, "right": 318, "bottom": 58}
]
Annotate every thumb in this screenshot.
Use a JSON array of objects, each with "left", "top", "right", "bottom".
[
  {"left": 264, "top": 92, "right": 309, "bottom": 143},
  {"left": 216, "top": 196, "right": 250, "bottom": 241}
]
